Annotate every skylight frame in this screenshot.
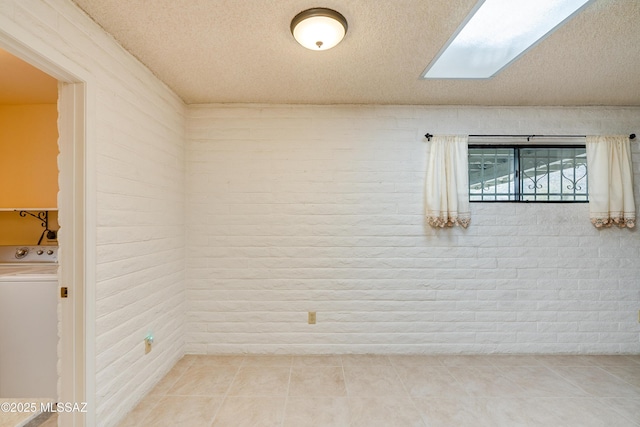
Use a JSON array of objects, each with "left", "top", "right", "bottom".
[{"left": 421, "top": 0, "right": 596, "bottom": 80}]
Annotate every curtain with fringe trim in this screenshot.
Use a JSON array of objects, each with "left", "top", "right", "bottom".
[
  {"left": 585, "top": 135, "right": 635, "bottom": 228},
  {"left": 425, "top": 135, "right": 470, "bottom": 228}
]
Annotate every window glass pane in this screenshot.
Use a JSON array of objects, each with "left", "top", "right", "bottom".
[
  {"left": 468, "top": 148, "right": 515, "bottom": 201},
  {"left": 520, "top": 148, "right": 550, "bottom": 201},
  {"left": 520, "top": 147, "right": 587, "bottom": 201},
  {"left": 468, "top": 146, "right": 587, "bottom": 202}
]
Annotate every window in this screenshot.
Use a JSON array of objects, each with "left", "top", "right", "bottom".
[{"left": 469, "top": 145, "right": 588, "bottom": 202}]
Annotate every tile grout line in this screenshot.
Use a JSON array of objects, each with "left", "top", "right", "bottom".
[
  {"left": 387, "top": 355, "right": 429, "bottom": 427},
  {"left": 338, "top": 355, "right": 354, "bottom": 426},
  {"left": 440, "top": 363, "right": 472, "bottom": 399},
  {"left": 541, "top": 361, "right": 640, "bottom": 424},
  {"left": 587, "top": 364, "right": 640, "bottom": 426},
  {"left": 136, "top": 355, "right": 196, "bottom": 426},
  {"left": 545, "top": 364, "right": 608, "bottom": 397},
  {"left": 206, "top": 356, "right": 246, "bottom": 427},
  {"left": 597, "top": 364, "right": 640, "bottom": 391},
  {"left": 278, "top": 360, "right": 294, "bottom": 427},
  {"left": 598, "top": 396, "right": 640, "bottom": 427}
]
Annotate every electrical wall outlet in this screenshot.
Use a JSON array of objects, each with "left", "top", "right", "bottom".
[{"left": 308, "top": 312, "right": 316, "bottom": 324}]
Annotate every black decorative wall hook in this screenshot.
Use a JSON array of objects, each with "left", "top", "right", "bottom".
[{"left": 15, "top": 210, "right": 57, "bottom": 245}]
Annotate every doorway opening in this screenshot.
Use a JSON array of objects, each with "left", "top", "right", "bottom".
[{"left": 0, "top": 35, "right": 92, "bottom": 426}]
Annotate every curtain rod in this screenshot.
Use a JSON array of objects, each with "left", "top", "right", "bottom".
[{"left": 423, "top": 133, "right": 636, "bottom": 141}]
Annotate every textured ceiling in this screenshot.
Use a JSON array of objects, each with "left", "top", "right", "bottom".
[{"left": 65, "top": 0, "right": 640, "bottom": 105}]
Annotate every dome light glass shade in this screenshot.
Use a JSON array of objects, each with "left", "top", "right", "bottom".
[{"left": 291, "top": 8, "right": 348, "bottom": 51}]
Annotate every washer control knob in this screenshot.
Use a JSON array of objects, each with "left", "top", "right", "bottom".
[
  {"left": 37, "top": 250, "right": 44, "bottom": 255},
  {"left": 15, "top": 247, "right": 29, "bottom": 259},
  {"left": 47, "top": 250, "right": 54, "bottom": 255}
]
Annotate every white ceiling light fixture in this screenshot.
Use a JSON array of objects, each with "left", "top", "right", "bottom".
[
  {"left": 422, "top": 0, "right": 595, "bottom": 79},
  {"left": 291, "top": 8, "right": 348, "bottom": 51}
]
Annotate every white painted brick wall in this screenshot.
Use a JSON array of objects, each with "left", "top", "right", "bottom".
[
  {"left": 5, "top": 0, "right": 640, "bottom": 424},
  {"left": 1, "top": 1, "right": 185, "bottom": 426},
  {"left": 186, "top": 104, "right": 640, "bottom": 355}
]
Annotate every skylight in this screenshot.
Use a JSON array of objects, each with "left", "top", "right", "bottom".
[{"left": 421, "top": 0, "right": 594, "bottom": 79}]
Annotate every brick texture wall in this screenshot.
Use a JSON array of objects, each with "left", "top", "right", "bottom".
[
  {"left": 1, "top": 1, "right": 186, "bottom": 426},
  {"left": 186, "top": 104, "right": 640, "bottom": 355},
  {"left": 4, "top": 1, "right": 640, "bottom": 425}
]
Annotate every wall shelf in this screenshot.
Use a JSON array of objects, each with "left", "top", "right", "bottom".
[{"left": 0, "top": 208, "right": 58, "bottom": 211}]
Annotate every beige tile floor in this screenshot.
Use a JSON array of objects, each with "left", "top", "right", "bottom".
[{"left": 115, "top": 354, "right": 640, "bottom": 427}]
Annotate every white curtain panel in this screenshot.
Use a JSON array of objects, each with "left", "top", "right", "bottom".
[
  {"left": 585, "top": 135, "right": 636, "bottom": 228},
  {"left": 425, "top": 135, "right": 470, "bottom": 228}
]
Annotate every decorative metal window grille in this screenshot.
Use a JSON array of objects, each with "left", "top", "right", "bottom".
[{"left": 469, "top": 145, "right": 588, "bottom": 202}]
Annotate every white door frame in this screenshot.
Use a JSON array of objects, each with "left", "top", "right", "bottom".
[{"left": 0, "top": 33, "right": 96, "bottom": 426}]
